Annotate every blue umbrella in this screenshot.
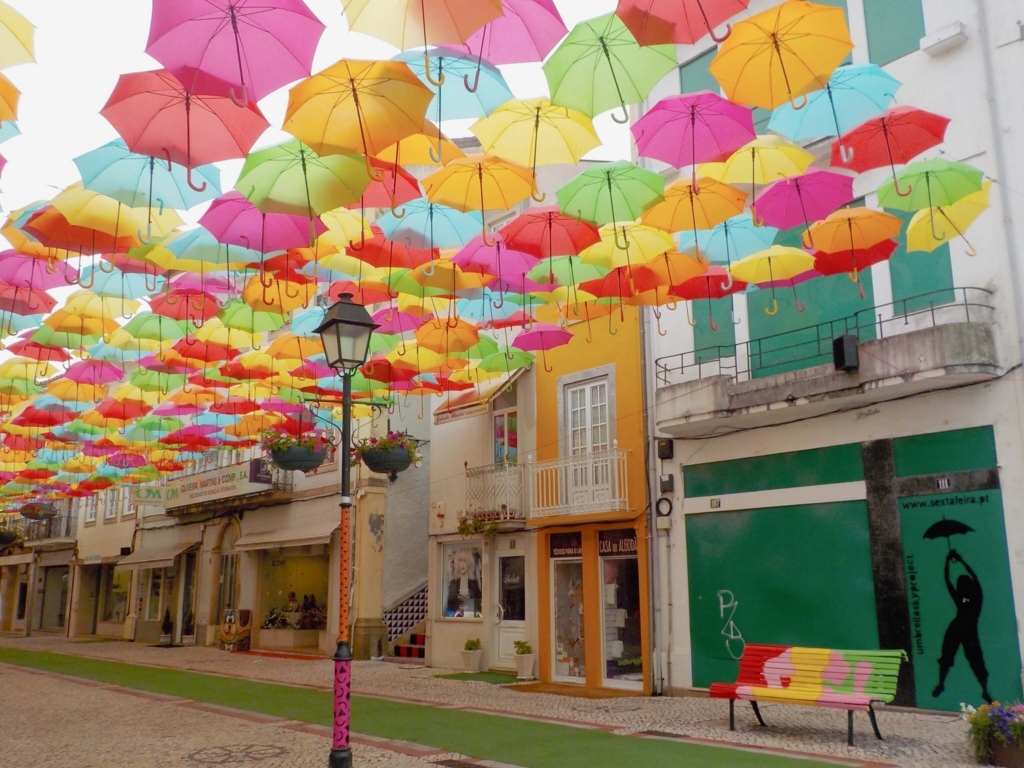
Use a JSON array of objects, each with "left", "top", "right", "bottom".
[
  {"left": 73, "top": 139, "right": 222, "bottom": 241},
  {"left": 677, "top": 214, "right": 778, "bottom": 289},
  {"left": 0, "top": 121, "right": 19, "bottom": 145},
  {"left": 768, "top": 64, "right": 900, "bottom": 161},
  {"left": 376, "top": 200, "right": 483, "bottom": 269},
  {"left": 161, "top": 226, "right": 264, "bottom": 267},
  {"left": 290, "top": 306, "right": 326, "bottom": 337},
  {"left": 81, "top": 264, "right": 165, "bottom": 299}
]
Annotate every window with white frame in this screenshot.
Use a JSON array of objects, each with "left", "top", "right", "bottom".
[
  {"left": 83, "top": 496, "right": 97, "bottom": 524},
  {"left": 104, "top": 490, "right": 118, "bottom": 520},
  {"left": 566, "top": 378, "right": 610, "bottom": 456}
]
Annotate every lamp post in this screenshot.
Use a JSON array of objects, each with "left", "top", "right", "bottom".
[{"left": 315, "top": 294, "right": 378, "bottom": 768}]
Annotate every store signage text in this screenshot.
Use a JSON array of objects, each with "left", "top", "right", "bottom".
[
  {"left": 549, "top": 532, "right": 582, "bottom": 558},
  {"left": 598, "top": 529, "right": 638, "bottom": 556}
]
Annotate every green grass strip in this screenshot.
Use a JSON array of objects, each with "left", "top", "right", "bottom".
[
  {"left": 436, "top": 671, "right": 519, "bottom": 685},
  {"left": 0, "top": 648, "right": 837, "bottom": 768}
]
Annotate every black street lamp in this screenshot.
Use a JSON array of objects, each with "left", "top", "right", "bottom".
[{"left": 315, "top": 294, "right": 377, "bottom": 768}]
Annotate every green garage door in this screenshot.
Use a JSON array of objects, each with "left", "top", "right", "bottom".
[{"left": 686, "top": 501, "right": 879, "bottom": 687}]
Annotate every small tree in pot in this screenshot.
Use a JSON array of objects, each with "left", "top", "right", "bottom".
[
  {"left": 463, "top": 638, "right": 483, "bottom": 672},
  {"left": 514, "top": 640, "right": 535, "bottom": 680},
  {"left": 160, "top": 608, "right": 173, "bottom": 647}
]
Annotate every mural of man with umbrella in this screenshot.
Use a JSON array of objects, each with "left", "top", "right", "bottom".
[{"left": 926, "top": 518, "right": 992, "bottom": 703}]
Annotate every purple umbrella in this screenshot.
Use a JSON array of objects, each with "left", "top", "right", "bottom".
[
  {"left": 512, "top": 322, "right": 572, "bottom": 372},
  {"left": 632, "top": 91, "right": 755, "bottom": 188},
  {"left": 199, "top": 191, "right": 326, "bottom": 252},
  {"left": 455, "top": 0, "right": 568, "bottom": 79},
  {"left": 146, "top": 0, "right": 325, "bottom": 105},
  {"left": 753, "top": 169, "right": 855, "bottom": 247}
]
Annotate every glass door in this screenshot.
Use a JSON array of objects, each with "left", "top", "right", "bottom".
[
  {"left": 551, "top": 558, "right": 586, "bottom": 682},
  {"left": 493, "top": 552, "right": 526, "bottom": 669},
  {"left": 600, "top": 555, "right": 643, "bottom": 689}
]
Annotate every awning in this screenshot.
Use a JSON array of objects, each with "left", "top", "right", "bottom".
[
  {"left": 119, "top": 525, "right": 202, "bottom": 569},
  {"left": 433, "top": 367, "right": 526, "bottom": 424},
  {"left": 234, "top": 515, "right": 338, "bottom": 552}
]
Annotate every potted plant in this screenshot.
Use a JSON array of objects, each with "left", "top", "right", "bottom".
[
  {"left": 514, "top": 640, "right": 535, "bottom": 680},
  {"left": 181, "top": 608, "right": 196, "bottom": 646},
  {"left": 160, "top": 608, "right": 173, "bottom": 646},
  {"left": 0, "top": 529, "right": 20, "bottom": 548},
  {"left": 963, "top": 702, "right": 1024, "bottom": 766},
  {"left": 352, "top": 431, "right": 422, "bottom": 482},
  {"left": 259, "top": 428, "right": 334, "bottom": 473},
  {"left": 462, "top": 638, "right": 483, "bottom": 672}
]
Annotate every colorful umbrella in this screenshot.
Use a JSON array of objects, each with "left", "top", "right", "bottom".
[
  {"left": 753, "top": 169, "right": 854, "bottom": 239},
  {"left": 877, "top": 158, "right": 984, "bottom": 221},
  {"left": 500, "top": 206, "right": 601, "bottom": 262},
  {"left": 712, "top": 135, "right": 814, "bottom": 203},
  {"left": 200, "top": 191, "right": 327, "bottom": 251},
  {"left": 640, "top": 178, "right": 747, "bottom": 249},
  {"left": 556, "top": 162, "right": 665, "bottom": 238},
  {"left": 729, "top": 245, "right": 816, "bottom": 315},
  {"left": 907, "top": 181, "right": 990, "bottom": 257},
  {"left": 395, "top": 47, "right": 513, "bottom": 125},
  {"left": 454, "top": 0, "right": 567, "bottom": 68},
  {"left": 511, "top": 322, "right": 572, "bottom": 371},
  {"left": 341, "top": 0, "right": 503, "bottom": 53},
  {"left": 616, "top": 0, "right": 748, "bottom": 46}
]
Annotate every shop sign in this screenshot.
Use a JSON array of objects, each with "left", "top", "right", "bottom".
[
  {"left": 599, "top": 529, "right": 638, "bottom": 556},
  {"left": 166, "top": 462, "right": 272, "bottom": 510},
  {"left": 249, "top": 458, "right": 274, "bottom": 484},
  {"left": 549, "top": 532, "right": 582, "bottom": 558},
  {"left": 130, "top": 485, "right": 165, "bottom": 507}
]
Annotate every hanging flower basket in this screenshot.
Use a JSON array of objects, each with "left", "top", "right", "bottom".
[
  {"left": 269, "top": 445, "right": 329, "bottom": 473},
  {"left": 20, "top": 503, "right": 56, "bottom": 521},
  {"left": 353, "top": 432, "right": 422, "bottom": 483},
  {"left": 0, "top": 530, "right": 19, "bottom": 548}
]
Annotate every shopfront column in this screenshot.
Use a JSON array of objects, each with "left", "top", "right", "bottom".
[{"left": 351, "top": 477, "right": 388, "bottom": 659}]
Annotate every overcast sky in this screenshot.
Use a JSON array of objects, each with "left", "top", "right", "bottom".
[{"left": 0, "top": 0, "right": 629, "bottom": 231}]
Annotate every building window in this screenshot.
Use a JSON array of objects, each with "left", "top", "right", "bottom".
[
  {"left": 493, "top": 410, "right": 518, "bottom": 464},
  {"left": 864, "top": 0, "right": 925, "bottom": 66},
  {"left": 100, "top": 566, "right": 130, "bottom": 623},
  {"left": 441, "top": 542, "right": 483, "bottom": 619},
  {"left": 217, "top": 553, "right": 238, "bottom": 620},
  {"left": 104, "top": 491, "right": 118, "bottom": 520},
  {"left": 83, "top": 497, "right": 96, "bottom": 524},
  {"left": 146, "top": 568, "right": 163, "bottom": 621},
  {"left": 566, "top": 379, "right": 610, "bottom": 456},
  {"left": 259, "top": 552, "right": 328, "bottom": 631},
  {"left": 678, "top": 48, "right": 718, "bottom": 95}
]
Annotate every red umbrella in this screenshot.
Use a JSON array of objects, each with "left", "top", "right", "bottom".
[
  {"left": 670, "top": 266, "right": 747, "bottom": 331},
  {"left": 831, "top": 106, "right": 950, "bottom": 196},
  {"left": 23, "top": 206, "right": 138, "bottom": 255},
  {"left": 499, "top": 206, "right": 601, "bottom": 259},
  {"left": 0, "top": 282, "right": 57, "bottom": 315},
  {"left": 100, "top": 69, "right": 270, "bottom": 191},
  {"left": 6, "top": 336, "right": 71, "bottom": 363},
  {"left": 616, "top": 0, "right": 748, "bottom": 45},
  {"left": 327, "top": 280, "right": 393, "bottom": 305},
  {"left": 813, "top": 238, "right": 899, "bottom": 283},
  {"left": 346, "top": 158, "right": 422, "bottom": 215},
  {"left": 345, "top": 225, "right": 436, "bottom": 270},
  {"left": 95, "top": 398, "right": 152, "bottom": 420},
  {"left": 150, "top": 290, "right": 221, "bottom": 323}
]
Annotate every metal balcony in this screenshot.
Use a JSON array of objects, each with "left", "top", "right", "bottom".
[
  {"left": 464, "top": 462, "right": 526, "bottom": 524},
  {"left": 0, "top": 513, "right": 77, "bottom": 544},
  {"left": 528, "top": 444, "right": 629, "bottom": 520}
]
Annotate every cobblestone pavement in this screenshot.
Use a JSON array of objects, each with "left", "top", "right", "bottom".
[{"left": 0, "top": 635, "right": 975, "bottom": 768}]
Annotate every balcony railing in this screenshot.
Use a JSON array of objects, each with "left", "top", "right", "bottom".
[
  {"left": 0, "top": 513, "right": 77, "bottom": 543},
  {"left": 655, "top": 287, "right": 995, "bottom": 388},
  {"left": 465, "top": 462, "right": 525, "bottom": 522},
  {"left": 528, "top": 444, "right": 629, "bottom": 519}
]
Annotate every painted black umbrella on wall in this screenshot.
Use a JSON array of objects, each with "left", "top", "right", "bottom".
[{"left": 924, "top": 517, "right": 975, "bottom": 551}]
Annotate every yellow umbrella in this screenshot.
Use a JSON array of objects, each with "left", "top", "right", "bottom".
[
  {"left": 414, "top": 318, "right": 479, "bottom": 354},
  {"left": 384, "top": 343, "right": 455, "bottom": 373},
  {"left": 341, "top": 0, "right": 502, "bottom": 52},
  {"left": 51, "top": 183, "right": 184, "bottom": 239},
  {"left": 109, "top": 384, "right": 161, "bottom": 406},
  {"left": 320, "top": 208, "right": 373, "bottom": 247},
  {"left": 908, "top": 180, "right": 991, "bottom": 255},
  {"left": 713, "top": 136, "right": 814, "bottom": 207},
  {"left": 193, "top": 318, "right": 258, "bottom": 350},
  {"left": 0, "top": 357, "right": 54, "bottom": 380},
  {"left": 709, "top": 0, "right": 853, "bottom": 110},
  {"left": 422, "top": 155, "right": 536, "bottom": 243},
  {"left": 46, "top": 379, "right": 105, "bottom": 402},
  {"left": 0, "top": 1, "right": 34, "bottom": 69},
  {"left": 0, "top": 72, "right": 18, "bottom": 121},
  {"left": 469, "top": 99, "right": 600, "bottom": 181},
  {"left": 63, "top": 289, "right": 140, "bottom": 319},
  {"left": 242, "top": 274, "right": 316, "bottom": 313},
  {"left": 640, "top": 178, "right": 747, "bottom": 249},
  {"left": 398, "top": 292, "right": 451, "bottom": 317},
  {"left": 284, "top": 59, "right": 434, "bottom": 177},
  {"left": 375, "top": 119, "right": 464, "bottom": 167},
  {"left": 729, "top": 245, "right": 816, "bottom": 315},
  {"left": 404, "top": 260, "right": 492, "bottom": 294},
  {"left": 581, "top": 223, "right": 675, "bottom": 270},
  {"left": 267, "top": 333, "right": 323, "bottom": 360}
]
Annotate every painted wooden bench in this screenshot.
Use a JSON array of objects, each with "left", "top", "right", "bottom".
[{"left": 709, "top": 644, "right": 907, "bottom": 746}]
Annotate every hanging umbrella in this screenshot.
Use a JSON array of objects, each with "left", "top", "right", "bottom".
[
  {"left": 342, "top": 0, "right": 503, "bottom": 53},
  {"left": 907, "top": 181, "right": 990, "bottom": 256},
  {"left": 813, "top": 239, "right": 898, "bottom": 285},
  {"left": 283, "top": 59, "right": 434, "bottom": 181},
  {"left": 375, "top": 119, "right": 464, "bottom": 167},
  {"left": 805, "top": 208, "right": 903, "bottom": 254},
  {"left": 0, "top": 1, "right": 34, "bottom": 69},
  {"left": 100, "top": 69, "right": 270, "bottom": 191},
  {"left": 50, "top": 183, "right": 184, "bottom": 243},
  {"left": 451, "top": 234, "right": 538, "bottom": 277},
  {"left": 500, "top": 206, "right": 601, "bottom": 261},
  {"left": 376, "top": 199, "right": 482, "bottom": 255},
  {"left": 580, "top": 223, "right": 675, "bottom": 271},
  {"left": 345, "top": 159, "right": 421, "bottom": 217},
  {"left": 754, "top": 169, "right": 854, "bottom": 243},
  {"left": 454, "top": 0, "right": 567, "bottom": 68},
  {"left": 543, "top": 13, "right": 676, "bottom": 123},
  {"left": 395, "top": 47, "right": 513, "bottom": 121},
  {"left": 713, "top": 135, "right": 814, "bottom": 207},
  {"left": 0, "top": 283, "right": 56, "bottom": 315},
  {"left": 709, "top": 0, "right": 853, "bottom": 110},
  {"left": 422, "top": 155, "right": 536, "bottom": 243},
  {"left": 470, "top": 99, "right": 600, "bottom": 185},
  {"left": 831, "top": 106, "right": 950, "bottom": 194},
  {"left": 633, "top": 91, "right": 755, "bottom": 188},
  {"left": 0, "top": 73, "right": 18, "bottom": 121},
  {"left": 512, "top": 322, "right": 572, "bottom": 371},
  {"left": 200, "top": 191, "right": 327, "bottom": 251},
  {"left": 616, "top": 0, "right": 748, "bottom": 45},
  {"left": 769, "top": 64, "right": 900, "bottom": 159},
  {"left": 0, "top": 253, "right": 75, "bottom": 290},
  {"left": 729, "top": 245, "right": 816, "bottom": 315},
  {"left": 640, "top": 178, "right": 747, "bottom": 252},
  {"left": 146, "top": 0, "right": 325, "bottom": 105},
  {"left": 556, "top": 161, "right": 665, "bottom": 239},
  {"left": 415, "top": 318, "right": 479, "bottom": 354},
  {"left": 877, "top": 158, "right": 984, "bottom": 221}
]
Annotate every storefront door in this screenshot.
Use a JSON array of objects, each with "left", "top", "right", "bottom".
[
  {"left": 492, "top": 536, "right": 526, "bottom": 669},
  {"left": 599, "top": 530, "right": 643, "bottom": 689},
  {"left": 550, "top": 532, "right": 585, "bottom": 683},
  {"left": 39, "top": 566, "right": 69, "bottom": 631}
]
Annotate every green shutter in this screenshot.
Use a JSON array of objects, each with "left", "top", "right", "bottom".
[
  {"left": 678, "top": 48, "right": 718, "bottom": 95},
  {"left": 892, "top": 426, "right": 997, "bottom": 477},
  {"left": 864, "top": 0, "right": 925, "bottom": 66},
  {"left": 693, "top": 297, "right": 738, "bottom": 364},
  {"left": 886, "top": 208, "right": 955, "bottom": 314}
]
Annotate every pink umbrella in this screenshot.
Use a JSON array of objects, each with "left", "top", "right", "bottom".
[
  {"left": 455, "top": 0, "right": 567, "bottom": 74},
  {"left": 168, "top": 273, "right": 234, "bottom": 295},
  {"left": 452, "top": 234, "right": 538, "bottom": 276},
  {"left": 632, "top": 91, "right": 755, "bottom": 187},
  {"left": 0, "top": 253, "right": 77, "bottom": 289},
  {"left": 512, "top": 322, "right": 572, "bottom": 371},
  {"left": 371, "top": 308, "right": 425, "bottom": 335},
  {"left": 64, "top": 360, "right": 125, "bottom": 386},
  {"left": 199, "top": 191, "right": 326, "bottom": 252},
  {"left": 108, "top": 452, "right": 147, "bottom": 469},
  {"left": 753, "top": 169, "right": 855, "bottom": 245},
  {"left": 146, "top": 0, "right": 325, "bottom": 105}
]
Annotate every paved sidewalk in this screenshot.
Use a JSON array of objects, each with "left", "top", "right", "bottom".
[{"left": 0, "top": 636, "right": 974, "bottom": 768}]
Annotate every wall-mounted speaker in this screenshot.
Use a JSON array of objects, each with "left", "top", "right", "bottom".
[{"left": 833, "top": 335, "right": 859, "bottom": 372}]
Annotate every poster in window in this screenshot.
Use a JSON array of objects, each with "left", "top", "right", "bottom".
[{"left": 442, "top": 543, "right": 483, "bottom": 619}]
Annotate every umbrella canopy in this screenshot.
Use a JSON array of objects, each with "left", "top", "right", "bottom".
[
  {"left": 923, "top": 518, "right": 975, "bottom": 540},
  {"left": 640, "top": 178, "right": 747, "bottom": 240},
  {"left": 709, "top": 0, "right": 853, "bottom": 110},
  {"left": 394, "top": 48, "right": 513, "bottom": 121},
  {"left": 729, "top": 245, "right": 816, "bottom": 314},
  {"left": 454, "top": 0, "right": 567, "bottom": 66},
  {"left": 711, "top": 135, "right": 814, "bottom": 201},
  {"left": 804, "top": 208, "right": 903, "bottom": 252},
  {"left": 0, "top": 2, "right": 33, "bottom": 69},
  {"left": 341, "top": 0, "right": 503, "bottom": 50},
  {"left": 200, "top": 191, "right": 328, "bottom": 251},
  {"left": 581, "top": 223, "right": 675, "bottom": 270},
  {"left": 754, "top": 169, "right": 854, "bottom": 233},
  {"left": 376, "top": 198, "right": 482, "bottom": 250},
  {"left": 146, "top": 0, "right": 325, "bottom": 103},
  {"left": 877, "top": 158, "right": 984, "bottom": 213},
  {"left": 831, "top": 106, "right": 950, "bottom": 181},
  {"left": 616, "top": 0, "right": 748, "bottom": 46},
  {"left": 500, "top": 206, "right": 601, "bottom": 260},
  {"left": 907, "top": 181, "right": 991, "bottom": 256},
  {"left": 556, "top": 161, "right": 665, "bottom": 230},
  {"left": 543, "top": 13, "right": 676, "bottom": 122}
]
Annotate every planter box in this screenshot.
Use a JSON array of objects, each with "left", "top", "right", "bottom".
[
  {"left": 462, "top": 649, "right": 483, "bottom": 672},
  {"left": 514, "top": 653, "right": 535, "bottom": 680},
  {"left": 258, "top": 628, "right": 320, "bottom": 651},
  {"left": 992, "top": 741, "right": 1024, "bottom": 767},
  {"left": 361, "top": 446, "right": 412, "bottom": 480},
  {"left": 270, "top": 445, "right": 328, "bottom": 473}
]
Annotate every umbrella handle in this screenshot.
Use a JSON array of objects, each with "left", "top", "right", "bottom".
[
  {"left": 839, "top": 143, "right": 855, "bottom": 164},
  {"left": 144, "top": 269, "right": 159, "bottom": 293},
  {"left": 186, "top": 167, "right": 207, "bottom": 193},
  {"left": 794, "top": 295, "right": 806, "bottom": 312},
  {"left": 531, "top": 188, "right": 547, "bottom": 203},
  {"left": 685, "top": 302, "right": 697, "bottom": 327},
  {"left": 788, "top": 93, "right": 808, "bottom": 111},
  {"left": 492, "top": 292, "right": 505, "bottom": 310},
  {"left": 930, "top": 216, "right": 947, "bottom": 242},
  {"left": 709, "top": 23, "right": 732, "bottom": 43},
  {"left": 424, "top": 54, "right": 446, "bottom": 87},
  {"left": 614, "top": 226, "right": 631, "bottom": 252},
  {"left": 363, "top": 155, "right": 385, "bottom": 183},
  {"left": 482, "top": 227, "right": 497, "bottom": 247},
  {"left": 98, "top": 258, "right": 116, "bottom": 275},
  {"left": 611, "top": 104, "right": 630, "bottom": 124},
  {"left": 892, "top": 177, "right": 913, "bottom": 197},
  {"left": 750, "top": 207, "right": 765, "bottom": 227},
  {"left": 463, "top": 69, "right": 480, "bottom": 93},
  {"left": 78, "top": 267, "right": 96, "bottom": 290},
  {"left": 389, "top": 195, "right": 406, "bottom": 219},
  {"left": 765, "top": 298, "right": 779, "bottom": 316},
  {"left": 156, "top": 198, "right": 165, "bottom": 215},
  {"left": 161, "top": 148, "right": 172, "bottom": 172},
  {"left": 721, "top": 273, "right": 734, "bottom": 291},
  {"left": 229, "top": 84, "right": 248, "bottom": 108},
  {"left": 709, "top": 314, "right": 719, "bottom": 331},
  {"left": 965, "top": 242, "right": 978, "bottom": 257},
  {"left": 136, "top": 222, "right": 153, "bottom": 245},
  {"left": 423, "top": 257, "right": 436, "bottom": 277},
  {"left": 428, "top": 143, "right": 443, "bottom": 164}
]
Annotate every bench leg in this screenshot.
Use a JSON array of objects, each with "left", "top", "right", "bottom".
[
  {"left": 848, "top": 710, "right": 854, "bottom": 747},
  {"left": 729, "top": 699, "right": 734, "bottom": 730},
  {"left": 867, "top": 704, "right": 883, "bottom": 741},
  {"left": 750, "top": 701, "right": 767, "bottom": 727}
]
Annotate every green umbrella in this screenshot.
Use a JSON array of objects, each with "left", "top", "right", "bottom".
[
  {"left": 217, "top": 300, "right": 286, "bottom": 336},
  {"left": 235, "top": 140, "right": 373, "bottom": 218},
  {"left": 556, "top": 161, "right": 665, "bottom": 248},
  {"left": 543, "top": 13, "right": 676, "bottom": 123},
  {"left": 479, "top": 348, "right": 534, "bottom": 374},
  {"left": 122, "top": 312, "right": 192, "bottom": 342},
  {"left": 453, "top": 336, "right": 501, "bottom": 360},
  {"left": 129, "top": 369, "right": 187, "bottom": 393},
  {"left": 527, "top": 256, "right": 609, "bottom": 286},
  {"left": 878, "top": 158, "right": 983, "bottom": 219}
]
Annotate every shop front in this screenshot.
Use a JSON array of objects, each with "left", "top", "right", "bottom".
[{"left": 539, "top": 524, "right": 650, "bottom": 692}]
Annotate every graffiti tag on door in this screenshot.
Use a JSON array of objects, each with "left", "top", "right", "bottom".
[{"left": 717, "top": 590, "right": 746, "bottom": 660}]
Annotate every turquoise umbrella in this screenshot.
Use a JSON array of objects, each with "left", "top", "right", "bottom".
[
  {"left": 376, "top": 199, "right": 482, "bottom": 273},
  {"left": 0, "top": 121, "right": 19, "bottom": 145},
  {"left": 81, "top": 265, "right": 164, "bottom": 299}
]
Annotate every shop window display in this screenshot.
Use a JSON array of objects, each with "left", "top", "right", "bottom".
[
  {"left": 551, "top": 532, "right": 585, "bottom": 680},
  {"left": 101, "top": 566, "right": 130, "bottom": 623},
  {"left": 600, "top": 529, "right": 643, "bottom": 684},
  {"left": 442, "top": 543, "right": 483, "bottom": 619},
  {"left": 260, "top": 553, "right": 328, "bottom": 631}
]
